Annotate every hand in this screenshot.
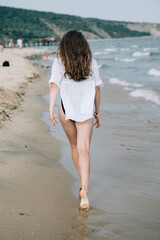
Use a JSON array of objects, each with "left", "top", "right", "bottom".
[
  {"left": 93, "top": 114, "right": 101, "bottom": 128},
  {"left": 50, "top": 111, "right": 58, "bottom": 126}
]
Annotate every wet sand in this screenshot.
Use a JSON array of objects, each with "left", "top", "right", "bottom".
[
  {"left": 42, "top": 81, "right": 160, "bottom": 240},
  {"left": 29, "top": 50, "right": 160, "bottom": 239}
]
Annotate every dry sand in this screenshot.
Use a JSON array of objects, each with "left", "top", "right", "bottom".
[
  {"left": 0, "top": 49, "right": 90, "bottom": 239},
  {"left": 0, "top": 48, "right": 53, "bottom": 128}
]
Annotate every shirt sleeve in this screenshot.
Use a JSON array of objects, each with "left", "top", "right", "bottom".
[
  {"left": 92, "top": 58, "right": 104, "bottom": 87},
  {"left": 49, "top": 58, "right": 63, "bottom": 88}
]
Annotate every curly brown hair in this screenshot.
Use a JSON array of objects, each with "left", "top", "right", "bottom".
[{"left": 58, "top": 30, "right": 92, "bottom": 81}]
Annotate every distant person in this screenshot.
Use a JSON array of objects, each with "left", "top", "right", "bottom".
[
  {"left": 49, "top": 30, "right": 103, "bottom": 211},
  {"left": 9, "top": 39, "right": 14, "bottom": 49},
  {"left": 0, "top": 44, "right": 4, "bottom": 52},
  {"left": 17, "top": 37, "right": 23, "bottom": 50},
  {"left": 43, "top": 54, "right": 48, "bottom": 61}
]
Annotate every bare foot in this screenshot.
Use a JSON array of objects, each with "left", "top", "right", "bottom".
[{"left": 79, "top": 185, "right": 89, "bottom": 211}]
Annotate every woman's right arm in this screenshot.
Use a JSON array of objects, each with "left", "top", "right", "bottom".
[
  {"left": 49, "top": 83, "right": 59, "bottom": 126},
  {"left": 49, "top": 58, "right": 63, "bottom": 126},
  {"left": 94, "top": 86, "right": 101, "bottom": 128}
]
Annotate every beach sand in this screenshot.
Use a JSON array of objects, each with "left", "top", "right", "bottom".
[
  {"left": 1, "top": 48, "right": 160, "bottom": 240},
  {"left": 0, "top": 48, "right": 52, "bottom": 128},
  {"left": 0, "top": 49, "right": 87, "bottom": 239}
]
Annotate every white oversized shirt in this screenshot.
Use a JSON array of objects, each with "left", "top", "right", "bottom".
[{"left": 49, "top": 57, "right": 103, "bottom": 122}]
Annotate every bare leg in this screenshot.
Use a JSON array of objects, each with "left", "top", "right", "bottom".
[
  {"left": 58, "top": 105, "right": 81, "bottom": 182},
  {"left": 75, "top": 119, "right": 93, "bottom": 189},
  {"left": 59, "top": 105, "right": 93, "bottom": 210}
]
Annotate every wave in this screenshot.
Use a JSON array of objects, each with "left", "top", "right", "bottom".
[
  {"left": 100, "top": 64, "right": 109, "bottom": 69},
  {"left": 143, "top": 47, "right": 158, "bottom": 51},
  {"left": 148, "top": 68, "right": 160, "bottom": 77},
  {"left": 120, "top": 48, "right": 130, "bottom": 51},
  {"left": 130, "top": 89, "right": 160, "bottom": 105},
  {"left": 94, "top": 51, "right": 103, "bottom": 56},
  {"left": 133, "top": 51, "right": 150, "bottom": 57},
  {"left": 131, "top": 45, "right": 138, "bottom": 48},
  {"left": 105, "top": 48, "right": 117, "bottom": 52},
  {"left": 93, "top": 51, "right": 108, "bottom": 56},
  {"left": 108, "top": 78, "right": 143, "bottom": 88},
  {"left": 124, "top": 87, "right": 133, "bottom": 91},
  {"left": 115, "top": 57, "right": 135, "bottom": 62}
]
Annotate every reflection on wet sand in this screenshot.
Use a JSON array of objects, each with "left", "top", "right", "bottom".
[
  {"left": 63, "top": 210, "right": 89, "bottom": 240},
  {"left": 71, "top": 212, "right": 89, "bottom": 240},
  {"left": 63, "top": 207, "right": 106, "bottom": 240}
]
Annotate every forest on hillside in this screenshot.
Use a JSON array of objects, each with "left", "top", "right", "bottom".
[{"left": 0, "top": 6, "right": 151, "bottom": 44}]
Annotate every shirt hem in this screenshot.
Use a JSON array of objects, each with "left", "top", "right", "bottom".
[{"left": 65, "top": 114, "right": 94, "bottom": 122}]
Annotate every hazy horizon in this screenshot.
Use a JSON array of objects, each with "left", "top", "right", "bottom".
[{"left": 0, "top": 0, "right": 160, "bottom": 24}]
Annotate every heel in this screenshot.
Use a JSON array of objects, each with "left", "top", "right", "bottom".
[{"left": 79, "top": 185, "right": 89, "bottom": 211}]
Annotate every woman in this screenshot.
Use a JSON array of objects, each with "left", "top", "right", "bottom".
[
  {"left": 9, "top": 39, "right": 14, "bottom": 49},
  {"left": 49, "top": 30, "right": 103, "bottom": 211}
]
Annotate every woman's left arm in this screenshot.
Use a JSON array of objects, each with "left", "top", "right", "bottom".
[
  {"left": 93, "top": 86, "right": 101, "bottom": 128},
  {"left": 49, "top": 83, "right": 59, "bottom": 126}
]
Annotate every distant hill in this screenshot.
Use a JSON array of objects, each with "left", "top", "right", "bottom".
[{"left": 0, "top": 6, "right": 160, "bottom": 44}]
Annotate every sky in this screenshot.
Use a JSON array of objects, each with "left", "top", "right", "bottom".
[{"left": 0, "top": 0, "right": 160, "bottom": 24}]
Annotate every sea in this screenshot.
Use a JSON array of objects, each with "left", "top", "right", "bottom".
[
  {"left": 32, "top": 37, "right": 160, "bottom": 240},
  {"left": 91, "top": 37, "right": 160, "bottom": 107}
]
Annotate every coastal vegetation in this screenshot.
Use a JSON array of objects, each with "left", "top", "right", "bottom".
[{"left": 0, "top": 6, "right": 159, "bottom": 44}]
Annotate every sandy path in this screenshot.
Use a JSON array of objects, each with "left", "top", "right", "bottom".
[{"left": 0, "top": 49, "right": 83, "bottom": 239}]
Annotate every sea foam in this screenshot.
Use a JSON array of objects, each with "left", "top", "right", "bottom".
[
  {"left": 130, "top": 89, "right": 160, "bottom": 105},
  {"left": 109, "top": 78, "right": 143, "bottom": 87},
  {"left": 124, "top": 87, "right": 133, "bottom": 91},
  {"left": 148, "top": 68, "right": 160, "bottom": 77},
  {"left": 120, "top": 48, "right": 130, "bottom": 51},
  {"left": 105, "top": 48, "right": 117, "bottom": 52},
  {"left": 133, "top": 51, "right": 150, "bottom": 57},
  {"left": 143, "top": 47, "right": 158, "bottom": 51},
  {"left": 115, "top": 57, "right": 135, "bottom": 62},
  {"left": 131, "top": 45, "right": 138, "bottom": 48},
  {"left": 93, "top": 51, "right": 101, "bottom": 55},
  {"left": 94, "top": 51, "right": 108, "bottom": 56}
]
